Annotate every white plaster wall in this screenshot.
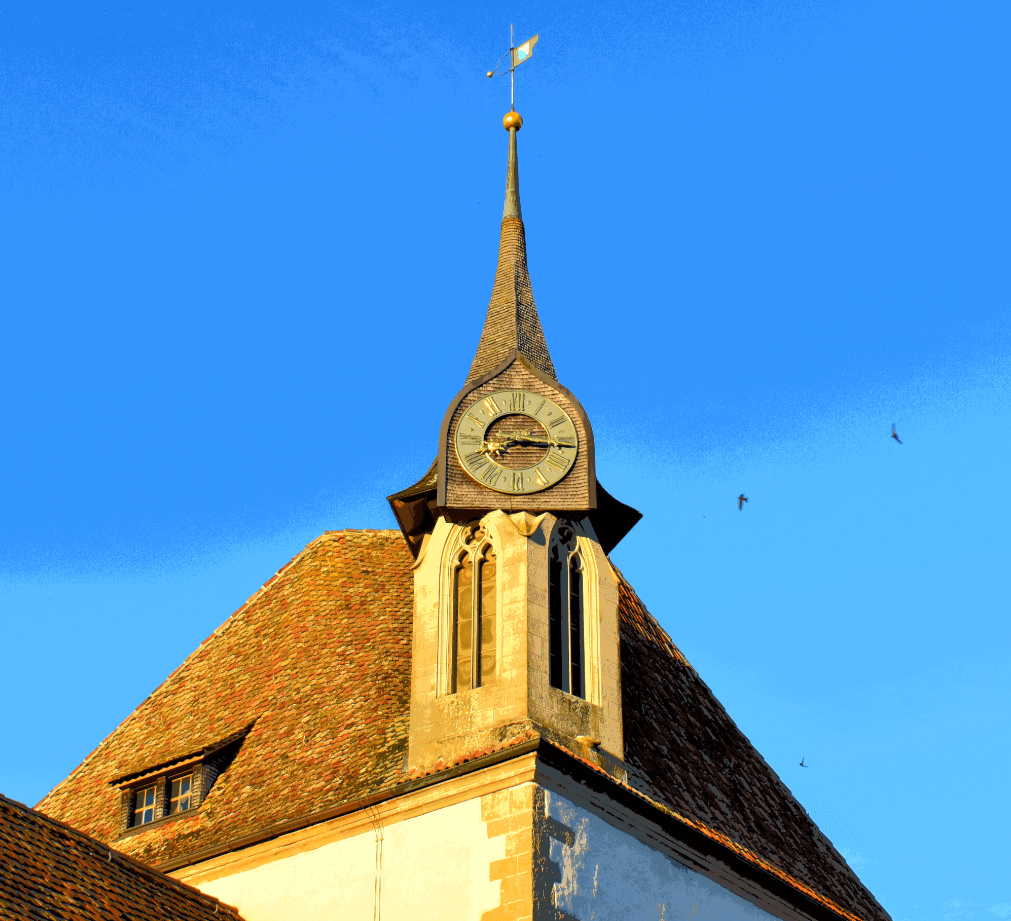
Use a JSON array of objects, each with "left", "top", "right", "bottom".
[
  {"left": 546, "top": 791, "right": 778, "bottom": 921},
  {"left": 196, "top": 797, "right": 505, "bottom": 921}
]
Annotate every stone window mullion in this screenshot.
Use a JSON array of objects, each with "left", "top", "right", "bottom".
[{"left": 471, "top": 550, "right": 481, "bottom": 690}]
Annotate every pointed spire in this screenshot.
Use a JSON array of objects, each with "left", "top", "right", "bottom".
[
  {"left": 466, "top": 111, "right": 557, "bottom": 385},
  {"left": 502, "top": 118, "right": 521, "bottom": 221}
]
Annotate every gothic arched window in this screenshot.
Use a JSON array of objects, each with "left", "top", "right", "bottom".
[
  {"left": 452, "top": 528, "right": 497, "bottom": 692},
  {"left": 568, "top": 554, "right": 584, "bottom": 699},
  {"left": 549, "top": 524, "right": 585, "bottom": 699}
]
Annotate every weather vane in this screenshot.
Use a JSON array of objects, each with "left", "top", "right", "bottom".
[{"left": 486, "top": 25, "right": 539, "bottom": 111}]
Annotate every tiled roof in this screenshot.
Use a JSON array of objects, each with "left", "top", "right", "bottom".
[
  {"left": 36, "top": 530, "right": 414, "bottom": 868},
  {"left": 36, "top": 529, "right": 886, "bottom": 921},
  {"left": 617, "top": 575, "right": 890, "bottom": 921},
  {"left": 0, "top": 793, "right": 240, "bottom": 920}
]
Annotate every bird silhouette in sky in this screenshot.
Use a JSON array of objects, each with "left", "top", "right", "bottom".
[
  {"left": 799, "top": 756, "right": 809, "bottom": 768},
  {"left": 891, "top": 424, "right": 902, "bottom": 444},
  {"left": 738, "top": 494, "right": 748, "bottom": 510}
]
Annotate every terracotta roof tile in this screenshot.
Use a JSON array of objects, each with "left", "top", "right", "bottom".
[
  {"left": 36, "top": 529, "right": 886, "bottom": 921},
  {"left": 0, "top": 793, "right": 241, "bottom": 920},
  {"left": 36, "top": 530, "right": 414, "bottom": 868},
  {"left": 616, "top": 572, "right": 890, "bottom": 921}
]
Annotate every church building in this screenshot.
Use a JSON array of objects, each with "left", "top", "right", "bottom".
[{"left": 35, "top": 109, "right": 890, "bottom": 921}]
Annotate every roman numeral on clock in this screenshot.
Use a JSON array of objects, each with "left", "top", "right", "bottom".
[
  {"left": 545, "top": 453, "right": 570, "bottom": 472},
  {"left": 455, "top": 392, "right": 577, "bottom": 494}
]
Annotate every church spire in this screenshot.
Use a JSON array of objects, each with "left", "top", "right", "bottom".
[{"left": 466, "top": 111, "right": 557, "bottom": 385}]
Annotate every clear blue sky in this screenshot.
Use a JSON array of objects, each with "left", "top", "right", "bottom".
[{"left": 2, "top": 2, "right": 1008, "bottom": 919}]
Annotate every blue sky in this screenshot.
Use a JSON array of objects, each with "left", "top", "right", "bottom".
[{"left": 1, "top": 1, "right": 1009, "bottom": 919}]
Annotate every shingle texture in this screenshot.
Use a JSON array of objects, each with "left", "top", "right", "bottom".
[
  {"left": 466, "top": 128, "right": 556, "bottom": 384},
  {"left": 617, "top": 577, "right": 889, "bottom": 921},
  {"left": 37, "top": 529, "right": 886, "bottom": 921},
  {"left": 37, "top": 530, "right": 414, "bottom": 868},
  {"left": 0, "top": 793, "right": 240, "bottom": 921}
]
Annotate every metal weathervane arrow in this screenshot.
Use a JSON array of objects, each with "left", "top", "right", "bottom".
[{"left": 486, "top": 25, "right": 539, "bottom": 110}]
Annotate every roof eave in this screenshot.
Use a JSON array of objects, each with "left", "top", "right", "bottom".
[{"left": 153, "top": 737, "right": 884, "bottom": 921}]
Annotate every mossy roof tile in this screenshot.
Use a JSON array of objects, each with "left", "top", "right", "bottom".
[
  {"left": 37, "top": 529, "right": 885, "bottom": 921},
  {"left": 0, "top": 793, "right": 241, "bottom": 920}
]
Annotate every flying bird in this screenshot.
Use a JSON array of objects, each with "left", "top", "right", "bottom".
[
  {"left": 891, "top": 424, "right": 902, "bottom": 444},
  {"left": 799, "top": 756, "right": 809, "bottom": 768},
  {"left": 738, "top": 494, "right": 748, "bottom": 510}
]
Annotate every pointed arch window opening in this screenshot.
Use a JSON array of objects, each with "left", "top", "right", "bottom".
[
  {"left": 549, "top": 535, "right": 586, "bottom": 699},
  {"left": 568, "top": 554, "right": 584, "bottom": 699},
  {"left": 452, "top": 541, "right": 497, "bottom": 693}
]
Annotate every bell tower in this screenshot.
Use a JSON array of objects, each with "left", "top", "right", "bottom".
[{"left": 389, "top": 110, "right": 641, "bottom": 778}]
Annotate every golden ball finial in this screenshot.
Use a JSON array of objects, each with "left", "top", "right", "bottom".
[
  {"left": 486, "top": 71, "right": 494, "bottom": 78},
  {"left": 503, "top": 110, "right": 523, "bottom": 131}
]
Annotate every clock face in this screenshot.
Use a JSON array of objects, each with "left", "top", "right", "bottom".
[{"left": 454, "top": 390, "right": 579, "bottom": 495}]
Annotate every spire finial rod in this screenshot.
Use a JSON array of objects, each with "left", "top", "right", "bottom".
[
  {"left": 510, "top": 24, "right": 515, "bottom": 110},
  {"left": 502, "top": 111, "right": 522, "bottom": 220}
]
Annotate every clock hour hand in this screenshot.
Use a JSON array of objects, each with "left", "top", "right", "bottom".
[{"left": 483, "top": 430, "right": 573, "bottom": 455}]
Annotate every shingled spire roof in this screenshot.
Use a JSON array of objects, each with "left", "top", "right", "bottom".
[
  {"left": 466, "top": 112, "right": 556, "bottom": 384},
  {"left": 388, "top": 111, "right": 641, "bottom": 555}
]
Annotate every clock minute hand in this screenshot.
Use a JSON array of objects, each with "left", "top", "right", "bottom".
[
  {"left": 516, "top": 437, "right": 554, "bottom": 448},
  {"left": 512, "top": 429, "right": 575, "bottom": 449},
  {"left": 487, "top": 432, "right": 568, "bottom": 451}
]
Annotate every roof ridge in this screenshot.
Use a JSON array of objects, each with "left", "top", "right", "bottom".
[
  {"left": 320, "top": 528, "right": 402, "bottom": 535},
  {"left": 1, "top": 793, "right": 241, "bottom": 916}
]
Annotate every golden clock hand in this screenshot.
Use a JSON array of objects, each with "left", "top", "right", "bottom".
[
  {"left": 483, "top": 430, "right": 573, "bottom": 457},
  {"left": 488, "top": 435, "right": 544, "bottom": 452},
  {"left": 483, "top": 439, "right": 509, "bottom": 459}
]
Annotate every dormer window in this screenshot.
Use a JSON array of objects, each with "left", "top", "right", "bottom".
[
  {"left": 133, "top": 786, "right": 157, "bottom": 827},
  {"left": 451, "top": 524, "right": 497, "bottom": 692},
  {"left": 168, "top": 774, "right": 193, "bottom": 815},
  {"left": 112, "top": 725, "right": 251, "bottom": 836}
]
